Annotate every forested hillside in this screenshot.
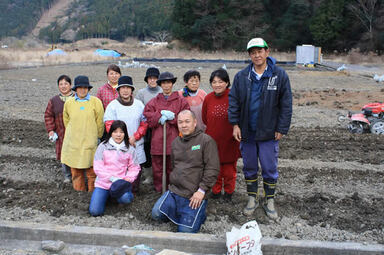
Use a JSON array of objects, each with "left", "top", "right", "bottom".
[
  {"left": 1, "top": 0, "right": 383, "bottom": 53},
  {"left": 172, "top": 0, "right": 384, "bottom": 52},
  {"left": 0, "top": 0, "right": 56, "bottom": 38}
]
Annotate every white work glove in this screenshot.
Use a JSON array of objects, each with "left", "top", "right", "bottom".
[
  {"left": 158, "top": 115, "right": 167, "bottom": 125},
  {"left": 48, "top": 132, "right": 58, "bottom": 142},
  {"left": 161, "top": 110, "right": 175, "bottom": 120}
]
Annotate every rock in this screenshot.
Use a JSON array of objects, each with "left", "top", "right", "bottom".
[
  {"left": 124, "top": 249, "right": 137, "bottom": 255},
  {"left": 41, "top": 240, "right": 65, "bottom": 252},
  {"left": 113, "top": 249, "right": 123, "bottom": 255},
  {"left": 156, "top": 250, "right": 190, "bottom": 255},
  {"left": 287, "top": 234, "right": 299, "bottom": 240},
  {"left": 275, "top": 232, "right": 283, "bottom": 238}
]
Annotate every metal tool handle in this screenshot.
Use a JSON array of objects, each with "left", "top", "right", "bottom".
[{"left": 162, "top": 121, "right": 167, "bottom": 194}]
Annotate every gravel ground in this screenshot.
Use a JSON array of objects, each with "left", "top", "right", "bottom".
[{"left": 0, "top": 62, "right": 383, "bottom": 248}]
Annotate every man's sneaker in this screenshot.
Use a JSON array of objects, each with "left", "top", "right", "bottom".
[
  {"left": 243, "top": 196, "right": 259, "bottom": 216},
  {"left": 262, "top": 198, "right": 278, "bottom": 220},
  {"left": 63, "top": 177, "right": 71, "bottom": 184}
]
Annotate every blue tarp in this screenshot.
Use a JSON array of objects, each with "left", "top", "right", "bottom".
[
  {"left": 94, "top": 49, "right": 121, "bottom": 58},
  {"left": 47, "top": 49, "right": 67, "bottom": 56}
]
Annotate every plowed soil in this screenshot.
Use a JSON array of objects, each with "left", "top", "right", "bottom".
[{"left": 0, "top": 62, "right": 383, "bottom": 245}]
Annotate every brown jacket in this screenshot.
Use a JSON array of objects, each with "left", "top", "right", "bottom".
[{"left": 169, "top": 128, "right": 220, "bottom": 199}]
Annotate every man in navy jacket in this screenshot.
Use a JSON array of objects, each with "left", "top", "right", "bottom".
[{"left": 228, "top": 38, "right": 292, "bottom": 219}]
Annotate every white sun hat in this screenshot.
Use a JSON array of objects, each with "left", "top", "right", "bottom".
[{"left": 247, "top": 38, "right": 269, "bottom": 50}]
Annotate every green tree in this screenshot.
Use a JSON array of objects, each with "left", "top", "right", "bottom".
[
  {"left": 310, "top": 0, "right": 347, "bottom": 50},
  {"left": 172, "top": 0, "right": 265, "bottom": 50},
  {"left": 0, "top": 0, "right": 56, "bottom": 38},
  {"left": 274, "top": 0, "right": 313, "bottom": 50}
]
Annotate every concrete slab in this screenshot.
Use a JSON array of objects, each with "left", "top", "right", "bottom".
[{"left": 1, "top": 220, "right": 383, "bottom": 255}]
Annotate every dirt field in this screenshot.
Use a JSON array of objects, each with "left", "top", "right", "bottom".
[{"left": 0, "top": 61, "right": 383, "bottom": 245}]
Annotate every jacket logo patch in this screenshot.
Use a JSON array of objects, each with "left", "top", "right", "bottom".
[
  {"left": 267, "top": 76, "right": 277, "bottom": 90},
  {"left": 80, "top": 106, "right": 85, "bottom": 110},
  {"left": 191, "top": 145, "right": 201, "bottom": 151}
]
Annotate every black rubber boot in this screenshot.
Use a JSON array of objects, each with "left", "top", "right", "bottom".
[
  {"left": 246, "top": 178, "right": 258, "bottom": 197},
  {"left": 263, "top": 179, "right": 278, "bottom": 219},
  {"left": 243, "top": 178, "right": 259, "bottom": 216},
  {"left": 263, "top": 179, "right": 276, "bottom": 199}
]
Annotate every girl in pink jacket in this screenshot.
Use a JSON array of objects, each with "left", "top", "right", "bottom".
[{"left": 89, "top": 120, "right": 141, "bottom": 216}]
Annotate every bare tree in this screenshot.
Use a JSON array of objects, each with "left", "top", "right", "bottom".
[
  {"left": 349, "top": 0, "right": 377, "bottom": 43},
  {"left": 153, "top": 31, "right": 170, "bottom": 42}
]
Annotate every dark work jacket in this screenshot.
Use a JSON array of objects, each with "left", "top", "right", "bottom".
[
  {"left": 169, "top": 128, "right": 220, "bottom": 199},
  {"left": 228, "top": 57, "right": 292, "bottom": 141}
]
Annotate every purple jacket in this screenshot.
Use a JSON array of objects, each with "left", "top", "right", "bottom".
[
  {"left": 93, "top": 142, "right": 141, "bottom": 190},
  {"left": 143, "top": 92, "right": 190, "bottom": 155}
]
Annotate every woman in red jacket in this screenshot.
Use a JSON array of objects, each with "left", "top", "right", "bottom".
[
  {"left": 44, "top": 75, "right": 73, "bottom": 183},
  {"left": 202, "top": 69, "right": 240, "bottom": 201},
  {"left": 143, "top": 72, "right": 190, "bottom": 192}
]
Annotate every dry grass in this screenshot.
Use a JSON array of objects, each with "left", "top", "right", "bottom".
[
  {"left": 325, "top": 49, "right": 384, "bottom": 66},
  {"left": 0, "top": 37, "right": 382, "bottom": 68},
  {"left": 0, "top": 49, "right": 108, "bottom": 68}
]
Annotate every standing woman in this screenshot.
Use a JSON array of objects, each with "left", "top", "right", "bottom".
[
  {"left": 178, "top": 70, "right": 207, "bottom": 131},
  {"left": 96, "top": 64, "right": 121, "bottom": 110},
  {"left": 89, "top": 120, "right": 141, "bottom": 216},
  {"left": 104, "top": 76, "right": 147, "bottom": 192},
  {"left": 143, "top": 72, "right": 190, "bottom": 192},
  {"left": 61, "top": 75, "right": 104, "bottom": 192},
  {"left": 44, "top": 75, "right": 73, "bottom": 183},
  {"left": 202, "top": 69, "right": 240, "bottom": 201}
]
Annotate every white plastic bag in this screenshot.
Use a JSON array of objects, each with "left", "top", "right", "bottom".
[{"left": 226, "top": 220, "right": 263, "bottom": 255}]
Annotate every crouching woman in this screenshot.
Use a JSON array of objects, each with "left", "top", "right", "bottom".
[{"left": 89, "top": 120, "right": 141, "bottom": 216}]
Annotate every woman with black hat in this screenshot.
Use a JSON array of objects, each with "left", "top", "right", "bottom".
[
  {"left": 61, "top": 75, "right": 104, "bottom": 192},
  {"left": 104, "top": 76, "right": 147, "bottom": 192},
  {"left": 136, "top": 67, "right": 162, "bottom": 105},
  {"left": 143, "top": 72, "right": 190, "bottom": 192},
  {"left": 136, "top": 67, "right": 162, "bottom": 184}
]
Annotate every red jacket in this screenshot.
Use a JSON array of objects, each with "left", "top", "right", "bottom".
[
  {"left": 144, "top": 92, "right": 190, "bottom": 155},
  {"left": 44, "top": 95, "right": 66, "bottom": 160},
  {"left": 202, "top": 89, "right": 240, "bottom": 163}
]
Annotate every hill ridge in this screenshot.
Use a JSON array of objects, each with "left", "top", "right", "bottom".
[{"left": 31, "top": 0, "right": 75, "bottom": 37}]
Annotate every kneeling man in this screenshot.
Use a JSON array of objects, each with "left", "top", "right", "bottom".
[{"left": 151, "top": 110, "right": 220, "bottom": 233}]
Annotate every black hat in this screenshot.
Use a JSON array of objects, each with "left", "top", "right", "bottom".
[
  {"left": 117, "top": 76, "right": 134, "bottom": 91},
  {"left": 72, "top": 75, "right": 93, "bottom": 91},
  {"left": 144, "top": 67, "right": 160, "bottom": 83},
  {"left": 156, "top": 72, "right": 177, "bottom": 85},
  {"left": 109, "top": 179, "right": 132, "bottom": 198}
]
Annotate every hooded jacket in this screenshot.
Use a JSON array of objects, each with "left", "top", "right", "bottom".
[
  {"left": 228, "top": 57, "right": 292, "bottom": 141},
  {"left": 169, "top": 128, "right": 220, "bottom": 199}
]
